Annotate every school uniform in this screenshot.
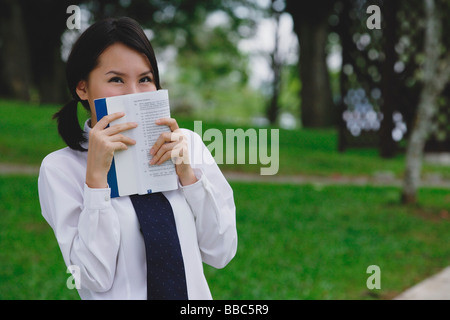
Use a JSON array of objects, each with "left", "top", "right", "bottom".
[{"left": 38, "top": 120, "right": 237, "bottom": 299}]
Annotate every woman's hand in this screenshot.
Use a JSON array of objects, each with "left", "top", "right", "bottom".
[
  {"left": 150, "top": 118, "right": 197, "bottom": 186},
  {"left": 86, "top": 112, "right": 137, "bottom": 189}
]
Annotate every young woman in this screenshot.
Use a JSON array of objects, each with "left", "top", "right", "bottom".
[{"left": 38, "top": 17, "right": 237, "bottom": 300}]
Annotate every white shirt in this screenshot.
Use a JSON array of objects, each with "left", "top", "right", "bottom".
[{"left": 38, "top": 121, "right": 237, "bottom": 300}]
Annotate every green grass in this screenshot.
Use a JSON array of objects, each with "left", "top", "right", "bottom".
[
  {"left": 1, "top": 175, "right": 449, "bottom": 299},
  {"left": 0, "top": 100, "right": 66, "bottom": 165},
  {"left": 207, "top": 182, "right": 450, "bottom": 300},
  {"left": 0, "top": 175, "right": 79, "bottom": 300}
]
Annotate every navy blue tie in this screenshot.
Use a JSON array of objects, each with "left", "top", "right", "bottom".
[{"left": 130, "top": 192, "right": 188, "bottom": 300}]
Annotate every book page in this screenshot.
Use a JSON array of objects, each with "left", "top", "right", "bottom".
[
  {"left": 106, "top": 96, "right": 140, "bottom": 196},
  {"left": 126, "top": 90, "right": 178, "bottom": 194}
]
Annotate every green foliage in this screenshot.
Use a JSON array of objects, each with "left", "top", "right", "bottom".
[
  {"left": 278, "top": 64, "right": 301, "bottom": 120},
  {"left": 166, "top": 23, "right": 267, "bottom": 123}
]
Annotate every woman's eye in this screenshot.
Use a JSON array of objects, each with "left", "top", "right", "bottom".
[
  {"left": 108, "top": 77, "right": 123, "bottom": 83},
  {"left": 139, "top": 76, "right": 152, "bottom": 83}
]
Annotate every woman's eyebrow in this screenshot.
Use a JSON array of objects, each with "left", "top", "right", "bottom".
[
  {"left": 105, "top": 70, "right": 152, "bottom": 76},
  {"left": 139, "top": 70, "right": 152, "bottom": 76},
  {"left": 105, "top": 70, "right": 126, "bottom": 76}
]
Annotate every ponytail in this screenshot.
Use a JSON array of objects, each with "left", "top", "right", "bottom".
[{"left": 53, "top": 99, "right": 87, "bottom": 151}]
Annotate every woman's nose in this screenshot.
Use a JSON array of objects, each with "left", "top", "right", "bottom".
[{"left": 123, "top": 84, "right": 138, "bottom": 95}]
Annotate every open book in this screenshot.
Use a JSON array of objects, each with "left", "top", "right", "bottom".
[{"left": 94, "top": 90, "right": 178, "bottom": 198}]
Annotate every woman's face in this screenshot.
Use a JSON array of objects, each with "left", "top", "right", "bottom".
[{"left": 76, "top": 42, "right": 157, "bottom": 126}]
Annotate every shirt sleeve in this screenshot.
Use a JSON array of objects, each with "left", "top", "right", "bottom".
[
  {"left": 180, "top": 130, "right": 238, "bottom": 269},
  {"left": 38, "top": 156, "right": 121, "bottom": 292}
]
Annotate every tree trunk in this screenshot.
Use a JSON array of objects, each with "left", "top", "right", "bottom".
[
  {"left": 402, "top": 90, "right": 438, "bottom": 203},
  {"left": 0, "top": 0, "right": 32, "bottom": 100},
  {"left": 37, "top": 48, "right": 68, "bottom": 104},
  {"left": 286, "top": 0, "right": 335, "bottom": 128},
  {"left": 379, "top": 0, "right": 399, "bottom": 158},
  {"left": 337, "top": 0, "right": 352, "bottom": 152},
  {"left": 20, "top": 1, "right": 73, "bottom": 104},
  {"left": 266, "top": 2, "right": 282, "bottom": 124},
  {"left": 402, "top": 0, "right": 450, "bottom": 204},
  {"left": 296, "top": 18, "right": 334, "bottom": 128}
]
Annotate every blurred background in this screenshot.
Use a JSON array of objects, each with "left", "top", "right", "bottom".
[{"left": 0, "top": 0, "right": 449, "bottom": 300}]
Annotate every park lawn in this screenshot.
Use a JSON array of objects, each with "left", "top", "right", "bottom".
[
  {"left": 1, "top": 175, "right": 449, "bottom": 299},
  {"left": 0, "top": 175, "right": 79, "bottom": 299},
  {"left": 1, "top": 99, "right": 448, "bottom": 178}
]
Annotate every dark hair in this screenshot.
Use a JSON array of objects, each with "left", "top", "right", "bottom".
[{"left": 53, "top": 17, "right": 161, "bottom": 151}]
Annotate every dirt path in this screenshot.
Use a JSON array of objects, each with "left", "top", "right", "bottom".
[
  {"left": 2, "top": 162, "right": 450, "bottom": 188},
  {"left": 223, "top": 171, "right": 450, "bottom": 188},
  {"left": 0, "top": 163, "right": 41, "bottom": 175}
]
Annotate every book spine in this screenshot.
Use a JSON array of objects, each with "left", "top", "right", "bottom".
[
  {"left": 94, "top": 97, "right": 120, "bottom": 198},
  {"left": 94, "top": 98, "right": 108, "bottom": 123}
]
